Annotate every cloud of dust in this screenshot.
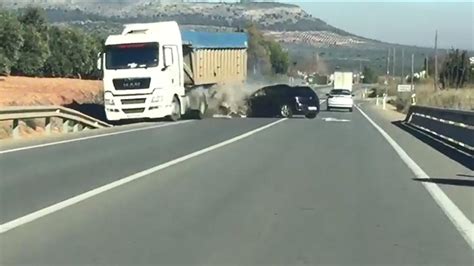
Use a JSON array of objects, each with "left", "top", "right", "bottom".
[
  {"left": 315, "top": 57, "right": 329, "bottom": 76},
  {"left": 206, "top": 80, "right": 279, "bottom": 116}
]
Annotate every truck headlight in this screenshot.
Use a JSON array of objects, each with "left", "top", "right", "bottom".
[
  {"left": 104, "top": 92, "right": 115, "bottom": 105},
  {"left": 151, "top": 88, "right": 164, "bottom": 103},
  {"left": 151, "top": 95, "right": 163, "bottom": 103}
]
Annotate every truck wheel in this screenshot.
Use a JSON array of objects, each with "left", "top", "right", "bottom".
[
  {"left": 168, "top": 96, "right": 181, "bottom": 121},
  {"left": 191, "top": 100, "right": 207, "bottom": 120}
]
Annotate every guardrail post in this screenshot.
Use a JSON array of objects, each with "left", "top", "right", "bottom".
[
  {"left": 12, "top": 119, "right": 21, "bottom": 139},
  {"left": 45, "top": 117, "right": 52, "bottom": 135},
  {"left": 376, "top": 95, "right": 379, "bottom": 106},
  {"left": 62, "top": 119, "right": 69, "bottom": 133},
  {"left": 72, "top": 122, "right": 80, "bottom": 133}
]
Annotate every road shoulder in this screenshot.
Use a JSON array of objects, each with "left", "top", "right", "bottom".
[{"left": 357, "top": 101, "right": 473, "bottom": 224}]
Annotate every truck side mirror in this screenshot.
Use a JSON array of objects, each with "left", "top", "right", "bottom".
[
  {"left": 97, "top": 52, "right": 103, "bottom": 71},
  {"left": 163, "top": 47, "right": 173, "bottom": 69}
]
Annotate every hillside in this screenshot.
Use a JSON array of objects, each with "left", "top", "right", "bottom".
[
  {"left": 4, "top": 1, "right": 375, "bottom": 48},
  {"left": 2, "top": 1, "right": 435, "bottom": 74}
]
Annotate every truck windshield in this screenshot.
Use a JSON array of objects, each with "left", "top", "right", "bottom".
[{"left": 105, "top": 43, "right": 159, "bottom": 69}]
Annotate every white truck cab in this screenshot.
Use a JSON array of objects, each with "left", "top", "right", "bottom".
[{"left": 98, "top": 21, "right": 248, "bottom": 122}]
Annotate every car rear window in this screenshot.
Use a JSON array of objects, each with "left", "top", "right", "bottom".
[{"left": 293, "top": 86, "right": 316, "bottom": 97}]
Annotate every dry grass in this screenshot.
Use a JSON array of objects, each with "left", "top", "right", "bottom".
[
  {"left": 415, "top": 86, "right": 474, "bottom": 111},
  {"left": 393, "top": 80, "right": 474, "bottom": 112}
]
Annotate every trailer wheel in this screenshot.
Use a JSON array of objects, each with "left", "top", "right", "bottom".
[
  {"left": 190, "top": 98, "right": 207, "bottom": 120},
  {"left": 168, "top": 96, "right": 181, "bottom": 121}
]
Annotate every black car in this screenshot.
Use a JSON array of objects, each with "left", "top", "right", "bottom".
[{"left": 246, "top": 84, "right": 320, "bottom": 119}]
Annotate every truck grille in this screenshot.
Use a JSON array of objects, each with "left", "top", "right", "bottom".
[
  {"left": 121, "top": 98, "right": 146, "bottom": 105},
  {"left": 113, "top": 78, "right": 151, "bottom": 90},
  {"left": 122, "top": 108, "right": 145, "bottom": 114}
]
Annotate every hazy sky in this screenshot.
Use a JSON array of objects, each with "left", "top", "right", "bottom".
[{"left": 288, "top": 1, "right": 473, "bottom": 50}]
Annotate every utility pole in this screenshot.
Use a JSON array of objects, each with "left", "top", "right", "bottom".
[
  {"left": 434, "top": 30, "right": 439, "bottom": 91},
  {"left": 411, "top": 53, "right": 415, "bottom": 91},
  {"left": 401, "top": 48, "right": 405, "bottom": 84},
  {"left": 425, "top": 55, "right": 429, "bottom": 77},
  {"left": 385, "top": 48, "right": 391, "bottom": 84},
  {"left": 392, "top": 47, "right": 396, "bottom": 79}
]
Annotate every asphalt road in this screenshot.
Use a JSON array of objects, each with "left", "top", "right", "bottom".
[{"left": 0, "top": 107, "right": 472, "bottom": 265}]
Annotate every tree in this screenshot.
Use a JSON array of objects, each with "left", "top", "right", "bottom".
[
  {"left": 439, "top": 49, "right": 471, "bottom": 89},
  {"left": 362, "top": 66, "right": 376, "bottom": 83},
  {"left": 12, "top": 7, "right": 50, "bottom": 76},
  {"left": 18, "top": 7, "right": 48, "bottom": 33},
  {"left": 0, "top": 11, "right": 23, "bottom": 75},
  {"left": 245, "top": 23, "right": 272, "bottom": 76},
  {"left": 266, "top": 41, "right": 289, "bottom": 74},
  {"left": 44, "top": 27, "right": 102, "bottom": 79}
]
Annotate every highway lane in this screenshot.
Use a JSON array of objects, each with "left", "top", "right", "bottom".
[
  {"left": 0, "top": 118, "right": 279, "bottom": 224},
  {"left": 1, "top": 110, "right": 472, "bottom": 265}
]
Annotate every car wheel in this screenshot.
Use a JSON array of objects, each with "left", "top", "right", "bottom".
[
  {"left": 280, "top": 104, "right": 293, "bottom": 118},
  {"left": 168, "top": 96, "right": 181, "bottom": 121},
  {"left": 327, "top": 105, "right": 331, "bottom": 111},
  {"left": 305, "top": 112, "right": 317, "bottom": 119},
  {"left": 349, "top": 107, "right": 353, "bottom": 112}
]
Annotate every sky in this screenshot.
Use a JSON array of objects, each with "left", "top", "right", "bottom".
[{"left": 288, "top": 1, "right": 473, "bottom": 50}]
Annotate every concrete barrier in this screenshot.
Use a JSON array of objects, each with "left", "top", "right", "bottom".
[{"left": 405, "top": 106, "right": 474, "bottom": 151}]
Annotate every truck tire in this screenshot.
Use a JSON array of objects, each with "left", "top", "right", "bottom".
[
  {"left": 191, "top": 99, "right": 207, "bottom": 120},
  {"left": 168, "top": 96, "right": 181, "bottom": 121}
]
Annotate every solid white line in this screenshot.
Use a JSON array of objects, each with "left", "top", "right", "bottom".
[
  {"left": 355, "top": 105, "right": 474, "bottom": 249},
  {"left": 0, "top": 118, "right": 287, "bottom": 234},
  {"left": 0, "top": 121, "right": 191, "bottom": 155}
]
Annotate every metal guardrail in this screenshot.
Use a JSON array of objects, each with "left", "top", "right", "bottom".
[
  {"left": 405, "top": 105, "right": 474, "bottom": 151},
  {"left": 0, "top": 106, "right": 112, "bottom": 139}
]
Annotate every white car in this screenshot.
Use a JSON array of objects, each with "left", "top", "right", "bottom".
[{"left": 326, "top": 89, "right": 354, "bottom": 112}]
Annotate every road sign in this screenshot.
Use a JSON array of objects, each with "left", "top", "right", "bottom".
[{"left": 397, "top": 84, "right": 413, "bottom": 92}]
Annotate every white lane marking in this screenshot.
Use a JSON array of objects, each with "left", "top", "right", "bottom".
[
  {"left": 320, "top": 99, "right": 327, "bottom": 104},
  {"left": 212, "top": 114, "right": 232, "bottom": 119},
  {"left": 0, "top": 118, "right": 287, "bottom": 234},
  {"left": 322, "top": 117, "right": 351, "bottom": 122},
  {"left": 355, "top": 105, "right": 474, "bottom": 249},
  {"left": 0, "top": 121, "right": 191, "bottom": 155}
]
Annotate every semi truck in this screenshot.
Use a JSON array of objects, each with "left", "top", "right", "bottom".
[
  {"left": 98, "top": 21, "right": 248, "bottom": 121},
  {"left": 333, "top": 71, "right": 353, "bottom": 91}
]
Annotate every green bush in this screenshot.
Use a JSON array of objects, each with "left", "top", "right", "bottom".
[
  {"left": 0, "top": 10, "right": 24, "bottom": 75},
  {"left": 2, "top": 7, "right": 102, "bottom": 79}
]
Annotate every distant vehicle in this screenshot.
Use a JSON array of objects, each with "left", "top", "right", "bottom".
[
  {"left": 98, "top": 21, "right": 248, "bottom": 122},
  {"left": 326, "top": 89, "right": 354, "bottom": 112},
  {"left": 333, "top": 71, "right": 353, "bottom": 91},
  {"left": 247, "top": 85, "right": 319, "bottom": 119}
]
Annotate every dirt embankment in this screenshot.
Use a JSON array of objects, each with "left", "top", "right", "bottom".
[
  {"left": 0, "top": 76, "right": 103, "bottom": 139},
  {"left": 0, "top": 76, "right": 103, "bottom": 107}
]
